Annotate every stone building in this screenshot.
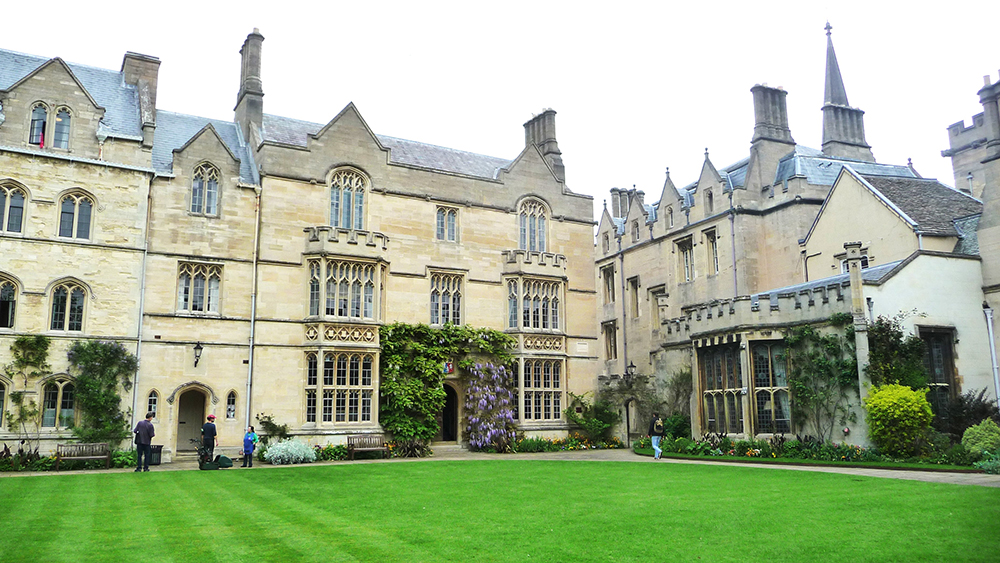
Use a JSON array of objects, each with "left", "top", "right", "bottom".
[
  {"left": 0, "top": 30, "right": 598, "bottom": 458},
  {"left": 944, "top": 70, "right": 1000, "bottom": 418},
  {"left": 596, "top": 25, "right": 998, "bottom": 442}
]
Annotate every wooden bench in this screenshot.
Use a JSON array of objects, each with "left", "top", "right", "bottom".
[
  {"left": 347, "top": 434, "right": 389, "bottom": 460},
  {"left": 55, "top": 442, "right": 111, "bottom": 471}
]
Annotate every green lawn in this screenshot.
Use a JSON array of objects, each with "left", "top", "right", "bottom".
[{"left": 1, "top": 460, "right": 998, "bottom": 562}]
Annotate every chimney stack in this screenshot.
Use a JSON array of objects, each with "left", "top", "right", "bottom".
[
  {"left": 751, "top": 85, "right": 794, "bottom": 145},
  {"left": 235, "top": 28, "right": 265, "bottom": 144},
  {"left": 524, "top": 109, "right": 566, "bottom": 183},
  {"left": 121, "top": 52, "right": 160, "bottom": 148},
  {"left": 610, "top": 188, "right": 621, "bottom": 217}
]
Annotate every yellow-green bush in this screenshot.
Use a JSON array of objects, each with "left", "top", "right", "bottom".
[
  {"left": 961, "top": 418, "right": 1000, "bottom": 457},
  {"left": 863, "top": 384, "right": 933, "bottom": 457}
]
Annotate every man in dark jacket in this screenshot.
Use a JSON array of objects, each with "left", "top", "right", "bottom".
[
  {"left": 648, "top": 412, "right": 665, "bottom": 460},
  {"left": 202, "top": 414, "right": 219, "bottom": 461},
  {"left": 133, "top": 412, "right": 156, "bottom": 472}
]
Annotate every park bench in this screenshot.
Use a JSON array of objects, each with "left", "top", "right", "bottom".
[
  {"left": 347, "top": 434, "right": 389, "bottom": 460},
  {"left": 55, "top": 442, "right": 111, "bottom": 470}
]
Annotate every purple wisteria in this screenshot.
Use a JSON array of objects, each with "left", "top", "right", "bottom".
[{"left": 465, "top": 363, "right": 518, "bottom": 452}]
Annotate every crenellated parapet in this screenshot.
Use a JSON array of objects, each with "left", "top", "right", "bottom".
[
  {"left": 500, "top": 249, "right": 567, "bottom": 276},
  {"left": 658, "top": 280, "right": 852, "bottom": 346},
  {"left": 304, "top": 226, "right": 389, "bottom": 258}
]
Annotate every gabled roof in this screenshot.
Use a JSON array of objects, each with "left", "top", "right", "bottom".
[
  {"left": 153, "top": 111, "right": 257, "bottom": 184},
  {"left": 0, "top": 48, "right": 142, "bottom": 139},
  {"left": 860, "top": 174, "right": 983, "bottom": 237},
  {"left": 260, "top": 113, "right": 513, "bottom": 180}
]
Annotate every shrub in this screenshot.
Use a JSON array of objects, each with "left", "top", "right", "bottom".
[
  {"left": 314, "top": 444, "right": 348, "bottom": 461},
  {"left": 961, "top": 419, "right": 1000, "bottom": 457},
  {"left": 934, "top": 388, "right": 1000, "bottom": 440},
  {"left": 263, "top": 439, "right": 316, "bottom": 465},
  {"left": 663, "top": 413, "right": 691, "bottom": 440},
  {"left": 465, "top": 363, "right": 517, "bottom": 452},
  {"left": 863, "top": 384, "right": 933, "bottom": 458},
  {"left": 974, "top": 451, "right": 1000, "bottom": 474},
  {"left": 392, "top": 439, "right": 432, "bottom": 458},
  {"left": 112, "top": 450, "right": 137, "bottom": 468}
]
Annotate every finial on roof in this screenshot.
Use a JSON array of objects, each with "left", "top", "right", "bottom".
[
  {"left": 704, "top": 148, "right": 709, "bottom": 158},
  {"left": 907, "top": 158, "right": 912, "bottom": 166},
  {"left": 665, "top": 166, "right": 670, "bottom": 176},
  {"left": 825, "top": 22, "right": 832, "bottom": 36},
  {"left": 603, "top": 199, "right": 607, "bottom": 209}
]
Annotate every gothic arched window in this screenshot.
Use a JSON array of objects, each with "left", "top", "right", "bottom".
[
  {"left": 330, "top": 169, "right": 368, "bottom": 230},
  {"left": 518, "top": 199, "right": 548, "bottom": 252}
]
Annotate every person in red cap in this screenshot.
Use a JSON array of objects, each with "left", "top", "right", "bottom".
[{"left": 201, "top": 414, "right": 219, "bottom": 462}]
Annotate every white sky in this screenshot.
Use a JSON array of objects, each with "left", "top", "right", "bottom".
[{"left": 4, "top": 1, "right": 999, "bottom": 221}]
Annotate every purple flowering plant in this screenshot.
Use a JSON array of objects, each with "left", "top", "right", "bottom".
[{"left": 465, "top": 362, "right": 518, "bottom": 452}]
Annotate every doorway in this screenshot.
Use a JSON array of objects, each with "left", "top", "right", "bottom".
[
  {"left": 441, "top": 384, "right": 458, "bottom": 442},
  {"left": 177, "top": 389, "right": 206, "bottom": 451}
]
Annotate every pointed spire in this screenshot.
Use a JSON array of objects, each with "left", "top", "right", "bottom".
[{"left": 824, "top": 22, "right": 850, "bottom": 107}]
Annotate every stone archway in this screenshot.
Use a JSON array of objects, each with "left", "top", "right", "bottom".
[{"left": 176, "top": 389, "right": 206, "bottom": 451}]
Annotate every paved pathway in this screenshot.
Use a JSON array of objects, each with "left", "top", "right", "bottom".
[{"left": 3, "top": 448, "right": 999, "bottom": 487}]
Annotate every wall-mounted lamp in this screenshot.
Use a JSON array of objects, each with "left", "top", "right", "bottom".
[
  {"left": 621, "top": 361, "right": 638, "bottom": 386},
  {"left": 193, "top": 342, "right": 204, "bottom": 367}
]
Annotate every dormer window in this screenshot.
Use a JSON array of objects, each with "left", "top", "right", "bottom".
[
  {"left": 191, "top": 163, "right": 220, "bottom": 216},
  {"left": 29, "top": 104, "right": 47, "bottom": 147},
  {"left": 53, "top": 108, "right": 71, "bottom": 149}
]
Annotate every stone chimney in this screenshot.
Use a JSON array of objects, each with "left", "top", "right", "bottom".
[
  {"left": 751, "top": 85, "right": 794, "bottom": 145},
  {"left": 235, "top": 28, "right": 265, "bottom": 144},
  {"left": 746, "top": 84, "right": 796, "bottom": 192},
  {"left": 121, "top": 52, "right": 160, "bottom": 148},
  {"left": 821, "top": 23, "right": 875, "bottom": 162},
  {"left": 524, "top": 109, "right": 566, "bottom": 183},
  {"left": 610, "top": 188, "right": 621, "bottom": 217}
]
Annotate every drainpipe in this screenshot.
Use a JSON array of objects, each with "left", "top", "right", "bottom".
[
  {"left": 729, "top": 202, "right": 738, "bottom": 297},
  {"left": 130, "top": 172, "right": 156, "bottom": 430},
  {"left": 619, "top": 245, "right": 628, "bottom": 372},
  {"left": 917, "top": 232, "right": 923, "bottom": 250},
  {"left": 985, "top": 303, "right": 1000, "bottom": 411},
  {"left": 246, "top": 185, "right": 262, "bottom": 428}
]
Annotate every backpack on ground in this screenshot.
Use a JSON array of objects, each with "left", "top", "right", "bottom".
[{"left": 653, "top": 417, "right": 664, "bottom": 434}]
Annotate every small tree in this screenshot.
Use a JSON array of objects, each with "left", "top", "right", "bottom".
[
  {"left": 866, "top": 314, "right": 928, "bottom": 389},
  {"left": 785, "top": 314, "right": 858, "bottom": 443},
  {"left": 67, "top": 340, "right": 138, "bottom": 445},
  {"left": 3, "top": 336, "right": 51, "bottom": 459},
  {"left": 464, "top": 363, "right": 517, "bottom": 452}
]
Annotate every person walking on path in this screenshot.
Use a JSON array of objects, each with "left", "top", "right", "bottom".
[
  {"left": 242, "top": 426, "right": 258, "bottom": 468},
  {"left": 648, "top": 412, "right": 666, "bottom": 460},
  {"left": 133, "top": 412, "right": 156, "bottom": 472},
  {"left": 202, "top": 414, "right": 219, "bottom": 462}
]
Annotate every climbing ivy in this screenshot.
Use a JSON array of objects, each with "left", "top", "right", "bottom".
[
  {"left": 379, "top": 323, "right": 514, "bottom": 445},
  {"left": 784, "top": 313, "right": 858, "bottom": 443},
  {"left": 67, "top": 340, "right": 138, "bottom": 445}
]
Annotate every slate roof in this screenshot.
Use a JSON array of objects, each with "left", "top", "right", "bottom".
[
  {"left": 953, "top": 214, "right": 980, "bottom": 255},
  {"left": 860, "top": 174, "right": 983, "bottom": 237},
  {"left": 751, "top": 260, "right": 903, "bottom": 309},
  {"left": 154, "top": 111, "right": 258, "bottom": 184},
  {"left": 774, "top": 145, "right": 914, "bottom": 186},
  {"left": 261, "top": 114, "right": 513, "bottom": 180},
  {"left": 0, "top": 48, "right": 142, "bottom": 139}
]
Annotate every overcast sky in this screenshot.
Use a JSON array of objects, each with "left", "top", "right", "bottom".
[{"left": 4, "top": 1, "right": 999, "bottom": 220}]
